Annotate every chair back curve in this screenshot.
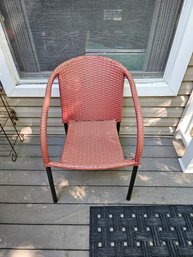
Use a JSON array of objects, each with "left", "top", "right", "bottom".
[{"left": 55, "top": 56, "right": 125, "bottom": 123}]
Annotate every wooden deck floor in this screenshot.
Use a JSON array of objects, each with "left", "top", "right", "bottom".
[{"left": 0, "top": 135, "right": 193, "bottom": 257}]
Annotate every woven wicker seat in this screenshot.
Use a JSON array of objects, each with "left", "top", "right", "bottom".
[
  {"left": 40, "top": 56, "right": 144, "bottom": 203},
  {"left": 49, "top": 120, "right": 135, "bottom": 170}
]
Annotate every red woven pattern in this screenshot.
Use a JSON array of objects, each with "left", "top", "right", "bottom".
[
  {"left": 57, "top": 56, "right": 124, "bottom": 123},
  {"left": 40, "top": 56, "right": 144, "bottom": 170},
  {"left": 49, "top": 120, "right": 135, "bottom": 170}
]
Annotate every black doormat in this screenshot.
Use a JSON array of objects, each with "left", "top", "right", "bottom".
[{"left": 90, "top": 205, "right": 193, "bottom": 257}]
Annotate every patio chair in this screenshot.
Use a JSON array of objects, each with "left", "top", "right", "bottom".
[{"left": 40, "top": 56, "right": 144, "bottom": 203}]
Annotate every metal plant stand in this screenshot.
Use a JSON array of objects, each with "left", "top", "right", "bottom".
[{"left": 0, "top": 89, "right": 23, "bottom": 161}]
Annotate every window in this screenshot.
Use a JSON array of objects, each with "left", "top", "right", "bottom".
[
  {"left": 0, "top": 0, "right": 183, "bottom": 74},
  {"left": 0, "top": 0, "right": 193, "bottom": 97}
]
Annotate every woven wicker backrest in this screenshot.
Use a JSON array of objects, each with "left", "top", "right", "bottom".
[{"left": 56, "top": 56, "right": 125, "bottom": 123}]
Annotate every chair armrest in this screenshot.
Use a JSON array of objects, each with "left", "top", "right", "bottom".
[
  {"left": 40, "top": 71, "right": 58, "bottom": 167},
  {"left": 123, "top": 69, "right": 144, "bottom": 165}
]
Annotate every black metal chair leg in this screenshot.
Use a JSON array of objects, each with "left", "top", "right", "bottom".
[
  {"left": 64, "top": 123, "right": 68, "bottom": 134},
  {"left": 117, "top": 122, "right": 121, "bottom": 134},
  {"left": 126, "top": 166, "right": 138, "bottom": 201},
  {"left": 46, "top": 167, "right": 58, "bottom": 203}
]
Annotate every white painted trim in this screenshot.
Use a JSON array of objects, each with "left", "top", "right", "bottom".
[
  {"left": 177, "top": 89, "right": 193, "bottom": 173},
  {"left": 175, "top": 90, "right": 193, "bottom": 146},
  {"left": 0, "top": 23, "right": 19, "bottom": 95},
  {"left": 163, "top": 0, "right": 193, "bottom": 95},
  {"left": 9, "top": 79, "right": 174, "bottom": 97},
  {"left": 179, "top": 138, "right": 193, "bottom": 173},
  {"left": 0, "top": 0, "right": 193, "bottom": 97},
  {"left": 176, "top": 130, "right": 192, "bottom": 148}
]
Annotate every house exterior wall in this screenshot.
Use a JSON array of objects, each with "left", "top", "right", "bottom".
[{"left": 1, "top": 55, "right": 193, "bottom": 136}]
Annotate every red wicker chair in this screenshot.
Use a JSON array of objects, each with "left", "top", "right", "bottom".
[{"left": 40, "top": 56, "right": 144, "bottom": 203}]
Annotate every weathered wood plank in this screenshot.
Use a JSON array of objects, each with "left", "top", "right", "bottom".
[
  {"left": 0, "top": 204, "right": 89, "bottom": 224},
  {"left": 0, "top": 134, "right": 188, "bottom": 253},
  {"left": 137, "top": 117, "right": 179, "bottom": 127},
  {"left": 4, "top": 117, "right": 180, "bottom": 127},
  {"left": 126, "top": 96, "right": 188, "bottom": 107},
  {"left": 189, "top": 54, "right": 193, "bottom": 65},
  {"left": 10, "top": 145, "right": 179, "bottom": 158},
  {"left": 0, "top": 170, "right": 192, "bottom": 187},
  {"left": 0, "top": 156, "right": 182, "bottom": 171},
  {"left": 0, "top": 135, "right": 178, "bottom": 146},
  {"left": 0, "top": 250, "right": 88, "bottom": 257},
  {"left": 178, "top": 82, "right": 193, "bottom": 95},
  {"left": 2, "top": 95, "right": 188, "bottom": 107},
  {"left": 12, "top": 106, "right": 184, "bottom": 118},
  {"left": 123, "top": 107, "right": 184, "bottom": 118},
  {"left": 121, "top": 126, "right": 176, "bottom": 135},
  {"left": 0, "top": 162, "right": 191, "bottom": 224},
  {"left": 0, "top": 224, "right": 89, "bottom": 250},
  {"left": 0, "top": 163, "right": 192, "bottom": 224},
  {"left": 0, "top": 101, "right": 184, "bottom": 136},
  {"left": 143, "top": 118, "right": 179, "bottom": 127},
  {"left": 1, "top": 125, "right": 177, "bottom": 135},
  {"left": 0, "top": 186, "right": 193, "bottom": 204},
  {"left": 183, "top": 67, "right": 193, "bottom": 81}
]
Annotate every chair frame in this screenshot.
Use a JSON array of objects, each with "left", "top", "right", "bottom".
[{"left": 40, "top": 56, "right": 144, "bottom": 203}]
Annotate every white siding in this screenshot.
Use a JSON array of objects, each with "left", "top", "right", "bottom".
[{"left": 1, "top": 55, "right": 193, "bottom": 136}]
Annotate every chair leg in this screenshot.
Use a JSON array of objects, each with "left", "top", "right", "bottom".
[
  {"left": 64, "top": 123, "right": 68, "bottom": 134},
  {"left": 46, "top": 167, "right": 58, "bottom": 203},
  {"left": 126, "top": 166, "right": 138, "bottom": 201},
  {"left": 117, "top": 122, "right": 121, "bottom": 134}
]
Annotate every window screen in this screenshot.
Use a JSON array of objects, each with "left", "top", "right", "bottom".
[{"left": 0, "top": 0, "right": 184, "bottom": 75}]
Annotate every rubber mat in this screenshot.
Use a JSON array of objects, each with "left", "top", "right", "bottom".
[{"left": 90, "top": 205, "right": 193, "bottom": 257}]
